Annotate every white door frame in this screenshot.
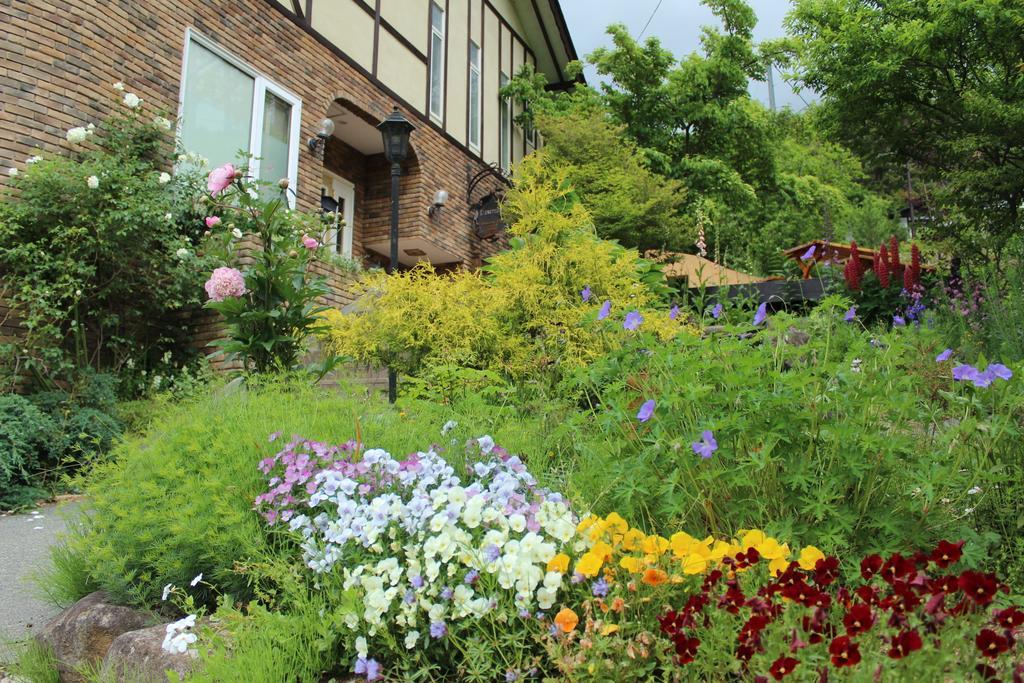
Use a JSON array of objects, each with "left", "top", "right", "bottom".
[{"left": 322, "top": 171, "right": 355, "bottom": 258}]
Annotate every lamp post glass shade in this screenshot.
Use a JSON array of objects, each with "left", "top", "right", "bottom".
[
  {"left": 377, "top": 107, "right": 415, "bottom": 164},
  {"left": 317, "top": 118, "right": 336, "bottom": 138}
]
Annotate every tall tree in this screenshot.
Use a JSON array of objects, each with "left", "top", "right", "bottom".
[{"left": 788, "top": 0, "right": 1024, "bottom": 261}]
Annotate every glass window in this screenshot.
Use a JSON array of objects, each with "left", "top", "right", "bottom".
[
  {"left": 429, "top": 3, "right": 445, "bottom": 121},
  {"left": 468, "top": 42, "right": 481, "bottom": 151},
  {"left": 499, "top": 72, "right": 511, "bottom": 171},
  {"left": 180, "top": 41, "right": 254, "bottom": 169},
  {"left": 178, "top": 33, "right": 302, "bottom": 204}
]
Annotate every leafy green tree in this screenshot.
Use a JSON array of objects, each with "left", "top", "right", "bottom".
[{"left": 787, "top": 0, "right": 1024, "bottom": 261}]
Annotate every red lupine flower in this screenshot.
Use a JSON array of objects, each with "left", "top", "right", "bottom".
[
  {"left": 959, "top": 571, "right": 999, "bottom": 606},
  {"left": 889, "top": 235, "right": 901, "bottom": 271},
  {"left": 881, "top": 554, "right": 916, "bottom": 583},
  {"left": 813, "top": 557, "right": 840, "bottom": 587},
  {"left": 976, "top": 628, "right": 1011, "bottom": 659},
  {"left": 887, "top": 630, "right": 923, "bottom": 659},
  {"left": 828, "top": 635, "right": 861, "bottom": 668},
  {"left": 996, "top": 607, "right": 1024, "bottom": 629},
  {"left": 904, "top": 244, "right": 921, "bottom": 291},
  {"left": 860, "top": 554, "right": 883, "bottom": 580},
  {"left": 769, "top": 656, "right": 800, "bottom": 680},
  {"left": 875, "top": 245, "right": 890, "bottom": 287},
  {"left": 931, "top": 540, "right": 964, "bottom": 568},
  {"left": 844, "top": 241, "right": 862, "bottom": 291},
  {"left": 843, "top": 604, "right": 875, "bottom": 636}
]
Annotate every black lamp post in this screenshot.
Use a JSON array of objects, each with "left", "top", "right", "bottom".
[{"left": 377, "top": 107, "right": 415, "bottom": 403}]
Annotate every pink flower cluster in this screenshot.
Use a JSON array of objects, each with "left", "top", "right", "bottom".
[
  {"left": 203, "top": 266, "right": 247, "bottom": 302},
  {"left": 207, "top": 163, "right": 235, "bottom": 196}
]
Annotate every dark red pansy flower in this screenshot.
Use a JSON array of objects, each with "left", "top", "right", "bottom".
[
  {"left": 931, "top": 540, "right": 964, "bottom": 568},
  {"left": 881, "top": 553, "right": 916, "bottom": 583},
  {"left": 843, "top": 604, "right": 875, "bottom": 636},
  {"left": 996, "top": 607, "right": 1024, "bottom": 629},
  {"left": 673, "top": 632, "right": 701, "bottom": 665},
  {"left": 929, "top": 575, "right": 959, "bottom": 595},
  {"left": 769, "top": 656, "right": 800, "bottom": 680},
  {"left": 813, "top": 556, "right": 840, "bottom": 586},
  {"left": 782, "top": 579, "right": 821, "bottom": 607},
  {"left": 860, "top": 554, "right": 883, "bottom": 580},
  {"left": 959, "top": 571, "right": 999, "bottom": 606},
  {"left": 911, "top": 550, "right": 931, "bottom": 568},
  {"left": 719, "top": 585, "right": 746, "bottom": 614},
  {"left": 736, "top": 642, "right": 759, "bottom": 662},
  {"left": 976, "top": 664, "right": 1000, "bottom": 682},
  {"left": 702, "top": 569, "right": 723, "bottom": 591},
  {"left": 887, "top": 629, "right": 922, "bottom": 659},
  {"left": 855, "top": 585, "right": 878, "bottom": 605},
  {"left": 828, "top": 635, "right": 861, "bottom": 668},
  {"left": 739, "top": 615, "right": 770, "bottom": 644},
  {"left": 976, "top": 628, "right": 1011, "bottom": 659},
  {"left": 924, "top": 591, "right": 945, "bottom": 616}
]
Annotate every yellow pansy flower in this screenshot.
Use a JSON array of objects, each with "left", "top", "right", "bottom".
[
  {"left": 605, "top": 512, "right": 629, "bottom": 535},
  {"left": 619, "top": 556, "right": 645, "bottom": 573},
  {"left": 622, "top": 529, "right": 646, "bottom": 552},
  {"left": 576, "top": 551, "right": 604, "bottom": 577},
  {"left": 547, "top": 553, "right": 570, "bottom": 573},
  {"left": 740, "top": 530, "right": 767, "bottom": 551},
  {"left": 600, "top": 624, "right": 619, "bottom": 636},
  {"left": 797, "top": 546, "right": 825, "bottom": 571}
]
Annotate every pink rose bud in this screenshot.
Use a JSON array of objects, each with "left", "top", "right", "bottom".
[
  {"left": 302, "top": 235, "right": 319, "bottom": 250},
  {"left": 205, "top": 216, "right": 221, "bottom": 228},
  {"left": 288, "top": 249, "right": 298, "bottom": 258}
]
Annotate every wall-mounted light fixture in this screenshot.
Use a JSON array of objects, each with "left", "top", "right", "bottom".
[
  {"left": 307, "top": 118, "right": 336, "bottom": 159},
  {"left": 427, "top": 189, "right": 449, "bottom": 218}
]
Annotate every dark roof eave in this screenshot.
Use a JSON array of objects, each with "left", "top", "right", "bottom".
[{"left": 547, "top": 0, "right": 585, "bottom": 84}]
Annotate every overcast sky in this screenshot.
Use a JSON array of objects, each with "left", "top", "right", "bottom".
[{"left": 559, "top": 0, "right": 813, "bottom": 111}]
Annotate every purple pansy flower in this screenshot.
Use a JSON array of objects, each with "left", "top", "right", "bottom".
[
  {"left": 712, "top": 303, "right": 723, "bottom": 319},
  {"left": 354, "top": 658, "right": 382, "bottom": 682},
  {"left": 623, "top": 310, "right": 644, "bottom": 331},
  {"left": 691, "top": 430, "right": 717, "bottom": 459},
  {"left": 844, "top": 306, "right": 856, "bottom": 322},
  {"left": 636, "top": 399, "right": 655, "bottom": 423},
  {"left": 893, "top": 315, "right": 906, "bottom": 327},
  {"left": 670, "top": 304, "right": 679, "bottom": 320},
  {"left": 581, "top": 285, "right": 592, "bottom": 303},
  {"left": 430, "top": 621, "right": 448, "bottom": 639},
  {"left": 597, "top": 300, "right": 611, "bottom": 321},
  {"left": 752, "top": 302, "right": 768, "bottom": 326},
  {"left": 801, "top": 245, "right": 816, "bottom": 260},
  {"left": 936, "top": 348, "right": 953, "bottom": 363}
]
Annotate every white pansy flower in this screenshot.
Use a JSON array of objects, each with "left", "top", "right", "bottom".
[
  {"left": 158, "top": 172, "right": 171, "bottom": 184},
  {"left": 86, "top": 175, "right": 99, "bottom": 189},
  {"left": 355, "top": 636, "right": 368, "bottom": 658},
  {"left": 477, "top": 435, "right": 495, "bottom": 455},
  {"left": 123, "top": 92, "right": 142, "bottom": 109},
  {"left": 231, "top": 228, "right": 243, "bottom": 239},
  {"left": 404, "top": 630, "right": 419, "bottom": 649},
  {"left": 66, "top": 127, "right": 89, "bottom": 144}
]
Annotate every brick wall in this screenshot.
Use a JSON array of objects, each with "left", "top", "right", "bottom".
[{"left": 1, "top": 0, "right": 509, "bottom": 269}]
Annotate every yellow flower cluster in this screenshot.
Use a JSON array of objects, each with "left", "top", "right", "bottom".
[{"left": 562, "top": 513, "right": 824, "bottom": 582}]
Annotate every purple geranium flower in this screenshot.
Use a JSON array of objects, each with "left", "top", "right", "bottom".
[
  {"left": 637, "top": 399, "right": 655, "bottom": 423},
  {"left": 712, "top": 303, "right": 723, "bottom": 319},
  {"left": 987, "top": 363, "right": 1013, "bottom": 380},
  {"left": 581, "top": 285, "right": 592, "bottom": 303},
  {"left": 624, "top": 310, "right": 644, "bottom": 330},
  {"left": 972, "top": 369, "right": 995, "bottom": 388},
  {"left": 936, "top": 348, "right": 953, "bottom": 363},
  {"left": 801, "top": 245, "right": 816, "bottom": 260},
  {"left": 753, "top": 302, "right": 768, "bottom": 326},
  {"left": 430, "top": 621, "right": 448, "bottom": 639},
  {"left": 844, "top": 306, "right": 856, "bottom": 322},
  {"left": 670, "top": 304, "right": 679, "bottom": 320},
  {"left": 952, "top": 364, "right": 978, "bottom": 382},
  {"left": 691, "top": 430, "right": 717, "bottom": 459},
  {"left": 893, "top": 315, "right": 906, "bottom": 327},
  {"left": 597, "top": 300, "right": 611, "bottom": 321}
]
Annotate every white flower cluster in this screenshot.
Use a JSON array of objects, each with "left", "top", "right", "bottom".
[
  {"left": 265, "top": 438, "right": 578, "bottom": 642},
  {"left": 161, "top": 614, "right": 197, "bottom": 654}
]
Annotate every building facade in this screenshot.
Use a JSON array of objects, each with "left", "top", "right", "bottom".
[{"left": 1, "top": 0, "right": 579, "bottom": 269}]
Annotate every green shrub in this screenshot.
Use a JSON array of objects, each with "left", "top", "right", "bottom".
[
  {"left": 0, "top": 394, "right": 57, "bottom": 507},
  {"left": 56, "top": 379, "right": 547, "bottom": 608}
]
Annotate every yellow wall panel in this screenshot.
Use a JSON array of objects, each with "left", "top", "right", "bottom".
[
  {"left": 377, "top": 30, "right": 427, "bottom": 115},
  {"left": 311, "top": 0, "right": 375, "bottom": 70},
  {"left": 380, "top": 0, "right": 429, "bottom": 54}
]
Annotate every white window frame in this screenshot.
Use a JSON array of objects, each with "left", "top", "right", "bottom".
[
  {"left": 322, "top": 172, "right": 355, "bottom": 259},
  {"left": 468, "top": 41, "right": 481, "bottom": 153},
  {"left": 428, "top": 3, "right": 446, "bottom": 123},
  {"left": 499, "top": 71, "right": 511, "bottom": 172},
  {"left": 177, "top": 29, "right": 303, "bottom": 207}
]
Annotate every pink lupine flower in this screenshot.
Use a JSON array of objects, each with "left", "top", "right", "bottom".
[
  {"left": 207, "top": 163, "right": 236, "bottom": 195},
  {"left": 204, "top": 266, "right": 247, "bottom": 302},
  {"left": 205, "top": 216, "right": 221, "bottom": 228},
  {"left": 302, "top": 234, "right": 319, "bottom": 250}
]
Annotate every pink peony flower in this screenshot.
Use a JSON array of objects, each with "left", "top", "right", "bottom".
[
  {"left": 302, "top": 235, "right": 319, "bottom": 250},
  {"left": 204, "top": 266, "right": 247, "bottom": 302},
  {"left": 205, "top": 216, "right": 221, "bottom": 228},
  {"left": 207, "top": 163, "right": 235, "bottom": 196}
]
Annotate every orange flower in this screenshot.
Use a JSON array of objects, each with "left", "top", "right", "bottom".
[
  {"left": 554, "top": 607, "right": 579, "bottom": 633},
  {"left": 642, "top": 568, "right": 668, "bottom": 586},
  {"left": 610, "top": 597, "right": 625, "bottom": 612}
]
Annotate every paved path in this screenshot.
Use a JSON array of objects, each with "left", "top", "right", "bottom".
[{"left": 0, "top": 501, "right": 80, "bottom": 659}]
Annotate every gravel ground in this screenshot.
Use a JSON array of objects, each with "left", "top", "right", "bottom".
[{"left": 0, "top": 500, "right": 81, "bottom": 662}]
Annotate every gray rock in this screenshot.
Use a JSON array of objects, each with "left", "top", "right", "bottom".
[
  {"left": 102, "top": 623, "right": 198, "bottom": 682},
  {"left": 35, "top": 591, "right": 152, "bottom": 683},
  {"left": 784, "top": 326, "right": 810, "bottom": 346}
]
